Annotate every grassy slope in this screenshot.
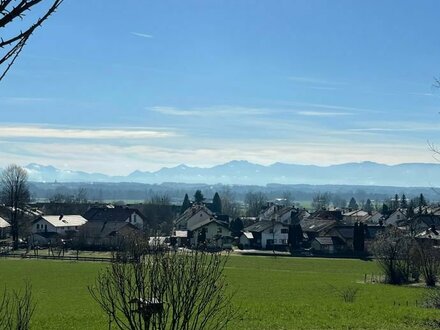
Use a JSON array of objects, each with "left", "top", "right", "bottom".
[{"left": 0, "top": 256, "right": 438, "bottom": 329}]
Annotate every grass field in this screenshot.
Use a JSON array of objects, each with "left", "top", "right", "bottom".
[{"left": 0, "top": 256, "right": 438, "bottom": 329}]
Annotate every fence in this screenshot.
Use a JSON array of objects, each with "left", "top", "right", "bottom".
[{"left": 0, "top": 253, "right": 113, "bottom": 263}]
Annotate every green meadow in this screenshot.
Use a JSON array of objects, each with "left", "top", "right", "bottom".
[{"left": 0, "top": 256, "right": 438, "bottom": 329}]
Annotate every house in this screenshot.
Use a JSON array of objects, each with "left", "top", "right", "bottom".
[
  {"left": 0, "top": 217, "right": 10, "bottom": 239},
  {"left": 311, "top": 236, "right": 345, "bottom": 254},
  {"left": 290, "top": 208, "right": 310, "bottom": 224},
  {"left": 76, "top": 221, "right": 140, "bottom": 249},
  {"left": 300, "top": 218, "right": 337, "bottom": 243},
  {"left": 31, "top": 214, "right": 87, "bottom": 245},
  {"left": 190, "top": 218, "right": 232, "bottom": 249},
  {"left": 416, "top": 226, "right": 440, "bottom": 241},
  {"left": 240, "top": 221, "right": 289, "bottom": 250},
  {"left": 309, "top": 210, "right": 343, "bottom": 222},
  {"left": 365, "top": 211, "right": 383, "bottom": 224},
  {"left": 258, "top": 204, "right": 309, "bottom": 224},
  {"left": 258, "top": 203, "right": 283, "bottom": 221},
  {"left": 174, "top": 205, "right": 214, "bottom": 231},
  {"left": 342, "top": 210, "right": 370, "bottom": 224},
  {"left": 385, "top": 209, "right": 407, "bottom": 226},
  {"left": 325, "top": 226, "right": 355, "bottom": 250},
  {"left": 83, "top": 206, "right": 146, "bottom": 230},
  {"left": 170, "top": 230, "right": 189, "bottom": 247}
]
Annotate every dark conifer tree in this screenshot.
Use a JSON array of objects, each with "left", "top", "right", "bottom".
[
  {"left": 194, "top": 190, "right": 205, "bottom": 204},
  {"left": 180, "top": 193, "right": 191, "bottom": 214},
  {"left": 348, "top": 197, "right": 358, "bottom": 210},
  {"left": 212, "top": 192, "right": 222, "bottom": 213}
]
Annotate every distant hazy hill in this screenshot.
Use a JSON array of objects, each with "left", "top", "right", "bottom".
[{"left": 16, "top": 161, "right": 440, "bottom": 187}]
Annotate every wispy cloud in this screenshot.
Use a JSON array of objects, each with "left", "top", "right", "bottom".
[
  {"left": 347, "top": 122, "right": 440, "bottom": 133},
  {"left": 297, "top": 111, "right": 353, "bottom": 117},
  {"left": 0, "top": 126, "right": 176, "bottom": 140},
  {"left": 150, "top": 105, "right": 269, "bottom": 117},
  {"left": 131, "top": 32, "right": 153, "bottom": 38},
  {"left": 0, "top": 97, "right": 56, "bottom": 105},
  {"left": 409, "top": 92, "right": 440, "bottom": 97},
  {"left": 287, "top": 76, "right": 345, "bottom": 86}
]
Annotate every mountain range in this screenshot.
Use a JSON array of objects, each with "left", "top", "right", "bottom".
[{"left": 12, "top": 161, "right": 440, "bottom": 187}]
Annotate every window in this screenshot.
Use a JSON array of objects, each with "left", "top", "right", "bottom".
[
  {"left": 36, "top": 224, "right": 39, "bottom": 229},
  {"left": 217, "top": 227, "right": 222, "bottom": 234},
  {"left": 133, "top": 214, "right": 137, "bottom": 223},
  {"left": 281, "top": 239, "right": 288, "bottom": 244},
  {"left": 281, "top": 228, "right": 288, "bottom": 234}
]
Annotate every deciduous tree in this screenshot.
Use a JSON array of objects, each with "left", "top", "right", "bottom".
[{"left": 0, "top": 164, "right": 30, "bottom": 249}]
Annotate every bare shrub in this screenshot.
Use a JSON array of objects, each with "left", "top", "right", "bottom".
[
  {"left": 412, "top": 240, "right": 440, "bottom": 287},
  {"left": 422, "top": 287, "right": 440, "bottom": 309},
  {"left": 0, "top": 282, "right": 35, "bottom": 329},
  {"left": 89, "top": 237, "right": 236, "bottom": 330},
  {"left": 329, "top": 285, "right": 360, "bottom": 303},
  {"left": 372, "top": 227, "right": 413, "bottom": 285}
]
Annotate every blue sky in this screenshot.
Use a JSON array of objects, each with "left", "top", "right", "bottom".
[{"left": 1, "top": 0, "right": 440, "bottom": 174}]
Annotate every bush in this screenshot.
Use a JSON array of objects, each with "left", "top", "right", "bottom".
[{"left": 329, "top": 285, "right": 360, "bottom": 303}]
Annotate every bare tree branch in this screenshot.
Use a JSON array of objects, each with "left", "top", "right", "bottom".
[
  {"left": 89, "top": 236, "right": 238, "bottom": 330},
  {"left": 0, "top": 0, "right": 63, "bottom": 81}
]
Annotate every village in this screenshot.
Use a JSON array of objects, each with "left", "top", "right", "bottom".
[{"left": 0, "top": 191, "right": 437, "bottom": 257}]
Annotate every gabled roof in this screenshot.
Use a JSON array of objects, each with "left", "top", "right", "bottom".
[
  {"left": 416, "top": 227, "right": 440, "bottom": 240},
  {"left": 0, "top": 217, "right": 10, "bottom": 229},
  {"left": 84, "top": 207, "right": 145, "bottom": 222},
  {"left": 33, "top": 215, "right": 87, "bottom": 228},
  {"left": 300, "top": 219, "right": 336, "bottom": 233},
  {"left": 343, "top": 210, "right": 369, "bottom": 217},
  {"left": 309, "top": 210, "right": 343, "bottom": 221},
  {"left": 243, "top": 220, "right": 274, "bottom": 233},
  {"left": 332, "top": 226, "right": 355, "bottom": 239},
  {"left": 314, "top": 236, "right": 345, "bottom": 246},
  {"left": 81, "top": 221, "right": 139, "bottom": 238},
  {"left": 415, "top": 214, "right": 440, "bottom": 227},
  {"left": 175, "top": 205, "right": 213, "bottom": 225},
  {"left": 189, "top": 218, "right": 229, "bottom": 231}
]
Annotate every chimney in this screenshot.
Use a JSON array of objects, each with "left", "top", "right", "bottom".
[{"left": 59, "top": 214, "right": 64, "bottom": 220}]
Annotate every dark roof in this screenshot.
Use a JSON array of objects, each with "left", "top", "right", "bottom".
[
  {"left": 243, "top": 221, "right": 274, "bottom": 233},
  {"left": 331, "top": 225, "right": 385, "bottom": 240},
  {"left": 83, "top": 207, "right": 145, "bottom": 222},
  {"left": 365, "top": 225, "right": 385, "bottom": 239},
  {"left": 80, "top": 221, "right": 139, "bottom": 238},
  {"left": 33, "top": 232, "right": 60, "bottom": 239},
  {"left": 191, "top": 218, "right": 229, "bottom": 231},
  {"left": 415, "top": 214, "right": 440, "bottom": 227},
  {"left": 300, "top": 219, "right": 336, "bottom": 233},
  {"left": 309, "top": 210, "right": 343, "bottom": 221},
  {"left": 314, "top": 236, "right": 345, "bottom": 246},
  {"left": 333, "top": 226, "right": 354, "bottom": 240}
]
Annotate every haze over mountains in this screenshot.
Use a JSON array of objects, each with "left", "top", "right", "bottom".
[{"left": 13, "top": 161, "right": 440, "bottom": 187}]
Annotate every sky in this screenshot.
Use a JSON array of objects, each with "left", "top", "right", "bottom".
[{"left": 1, "top": 0, "right": 440, "bottom": 175}]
